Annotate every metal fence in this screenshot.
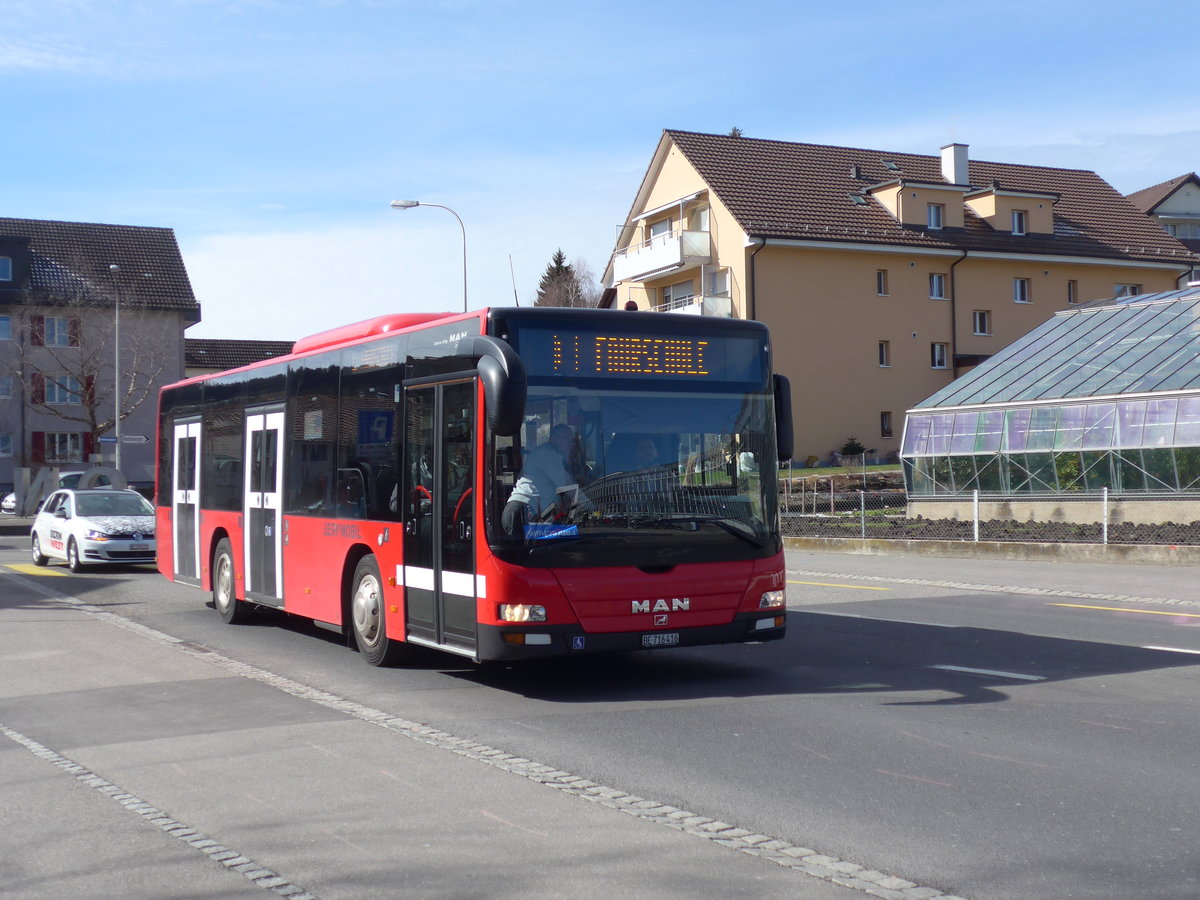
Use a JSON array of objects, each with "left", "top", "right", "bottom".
[{"left": 780, "top": 480, "right": 1200, "bottom": 546}]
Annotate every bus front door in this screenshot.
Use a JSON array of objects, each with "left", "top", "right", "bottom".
[
  {"left": 244, "top": 408, "right": 284, "bottom": 604},
  {"left": 172, "top": 419, "right": 201, "bottom": 584},
  {"left": 403, "top": 380, "right": 477, "bottom": 656}
]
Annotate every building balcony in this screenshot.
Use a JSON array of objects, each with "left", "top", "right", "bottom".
[
  {"left": 612, "top": 229, "right": 711, "bottom": 282},
  {"left": 653, "top": 294, "right": 733, "bottom": 317}
]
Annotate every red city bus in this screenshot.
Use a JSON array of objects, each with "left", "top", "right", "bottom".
[{"left": 156, "top": 306, "right": 792, "bottom": 664}]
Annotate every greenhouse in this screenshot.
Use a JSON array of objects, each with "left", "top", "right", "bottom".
[{"left": 902, "top": 286, "right": 1200, "bottom": 502}]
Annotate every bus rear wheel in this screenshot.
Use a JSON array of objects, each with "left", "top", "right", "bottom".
[
  {"left": 351, "top": 555, "right": 402, "bottom": 666},
  {"left": 213, "top": 538, "right": 250, "bottom": 624}
]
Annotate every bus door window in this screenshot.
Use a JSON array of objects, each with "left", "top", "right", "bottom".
[{"left": 172, "top": 419, "right": 201, "bottom": 581}]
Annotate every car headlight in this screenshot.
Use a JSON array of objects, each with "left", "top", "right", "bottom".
[{"left": 83, "top": 529, "right": 113, "bottom": 541}]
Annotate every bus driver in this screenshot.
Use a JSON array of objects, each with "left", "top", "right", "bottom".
[{"left": 503, "top": 423, "right": 588, "bottom": 533}]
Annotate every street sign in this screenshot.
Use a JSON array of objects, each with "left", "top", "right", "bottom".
[
  {"left": 98, "top": 436, "right": 117, "bottom": 444},
  {"left": 121, "top": 434, "right": 149, "bottom": 444}
]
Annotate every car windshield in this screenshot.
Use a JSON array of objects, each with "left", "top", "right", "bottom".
[
  {"left": 489, "top": 384, "right": 779, "bottom": 566},
  {"left": 75, "top": 493, "right": 154, "bottom": 517}
]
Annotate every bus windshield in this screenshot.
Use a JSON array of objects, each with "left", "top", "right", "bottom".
[{"left": 490, "top": 383, "right": 779, "bottom": 565}]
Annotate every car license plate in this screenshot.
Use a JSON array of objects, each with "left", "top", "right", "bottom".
[
  {"left": 642, "top": 632, "right": 679, "bottom": 648},
  {"left": 130, "top": 543, "right": 149, "bottom": 551}
]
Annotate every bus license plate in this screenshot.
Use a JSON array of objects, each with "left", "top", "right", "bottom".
[{"left": 642, "top": 632, "right": 679, "bottom": 648}]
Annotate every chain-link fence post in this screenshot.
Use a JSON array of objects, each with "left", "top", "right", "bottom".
[
  {"left": 860, "top": 490, "right": 866, "bottom": 538},
  {"left": 1102, "top": 486, "right": 1108, "bottom": 545},
  {"left": 973, "top": 489, "right": 980, "bottom": 542}
]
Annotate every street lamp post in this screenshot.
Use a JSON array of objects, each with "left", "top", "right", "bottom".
[
  {"left": 390, "top": 200, "right": 467, "bottom": 313},
  {"left": 108, "top": 264, "right": 122, "bottom": 471}
]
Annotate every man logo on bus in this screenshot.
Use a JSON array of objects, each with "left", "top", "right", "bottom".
[{"left": 632, "top": 598, "right": 690, "bottom": 614}]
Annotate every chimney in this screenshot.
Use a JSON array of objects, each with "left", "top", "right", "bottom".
[{"left": 941, "top": 143, "right": 969, "bottom": 186}]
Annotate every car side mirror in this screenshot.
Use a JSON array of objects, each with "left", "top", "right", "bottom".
[{"left": 54, "top": 508, "right": 68, "bottom": 519}]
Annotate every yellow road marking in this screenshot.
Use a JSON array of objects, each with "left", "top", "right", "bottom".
[
  {"left": 789, "top": 580, "right": 890, "bottom": 591},
  {"left": 1050, "top": 602, "right": 1200, "bottom": 620},
  {"left": 4, "top": 563, "right": 68, "bottom": 576}
]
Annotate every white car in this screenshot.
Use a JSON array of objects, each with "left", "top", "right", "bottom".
[
  {"left": 3, "top": 470, "right": 113, "bottom": 516},
  {"left": 30, "top": 488, "right": 156, "bottom": 572}
]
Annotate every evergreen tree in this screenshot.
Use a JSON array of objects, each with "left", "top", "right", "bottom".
[{"left": 534, "top": 248, "right": 596, "bottom": 308}]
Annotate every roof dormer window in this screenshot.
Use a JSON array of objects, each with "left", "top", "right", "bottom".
[
  {"left": 927, "top": 203, "right": 944, "bottom": 230},
  {"left": 0, "top": 257, "right": 11, "bottom": 281},
  {"left": 1012, "top": 210, "right": 1027, "bottom": 236}
]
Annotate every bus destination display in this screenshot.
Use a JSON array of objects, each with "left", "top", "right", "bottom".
[{"left": 519, "top": 327, "right": 764, "bottom": 382}]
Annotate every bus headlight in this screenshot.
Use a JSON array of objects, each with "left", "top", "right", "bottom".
[
  {"left": 758, "top": 589, "right": 785, "bottom": 610},
  {"left": 498, "top": 604, "right": 546, "bottom": 623}
]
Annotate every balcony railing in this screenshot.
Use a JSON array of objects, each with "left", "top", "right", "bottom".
[
  {"left": 653, "top": 294, "right": 733, "bottom": 317},
  {"left": 612, "top": 228, "right": 710, "bottom": 282}
]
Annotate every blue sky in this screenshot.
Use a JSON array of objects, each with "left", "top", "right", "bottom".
[{"left": 5, "top": 0, "right": 1195, "bottom": 339}]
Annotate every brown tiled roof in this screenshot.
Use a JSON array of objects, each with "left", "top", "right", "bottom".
[
  {"left": 1126, "top": 173, "right": 1200, "bottom": 215},
  {"left": 185, "top": 338, "right": 294, "bottom": 370},
  {"left": 0, "top": 216, "right": 200, "bottom": 320},
  {"left": 663, "top": 130, "right": 1193, "bottom": 265}
]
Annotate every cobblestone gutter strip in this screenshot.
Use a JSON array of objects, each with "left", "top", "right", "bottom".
[
  {"left": 3, "top": 571, "right": 966, "bottom": 900},
  {"left": 787, "top": 566, "right": 1200, "bottom": 611},
  {"left": 0, "top": 724, "right": 318, "bottom": 900}
]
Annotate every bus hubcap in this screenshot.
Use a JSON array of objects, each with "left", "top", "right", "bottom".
[{"left": 353, "top": 577, "right": 380, "bottom": 643}]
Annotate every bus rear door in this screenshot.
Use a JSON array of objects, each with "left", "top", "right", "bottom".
[
  {"left": 172, "top": 419, "right": 201, "bottom": 584},
  {"left": 244, "top": 407, "right": 284, "bottom": 604},
  {"left": 402, "top": 379, "right": 477, "bottom": 656}
]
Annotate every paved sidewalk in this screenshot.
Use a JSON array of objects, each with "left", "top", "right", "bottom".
[{"left": 0, "top": 569, "right": 882, "bottom": 900}]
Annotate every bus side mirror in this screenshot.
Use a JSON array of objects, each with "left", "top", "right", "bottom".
[
  {"left": 473, "top": 336, "right": 527, "bottom": 437},
  {"left": 773, "top": 374, "right": 794, "bottom": 462}
]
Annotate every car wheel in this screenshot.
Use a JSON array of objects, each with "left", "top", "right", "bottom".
[
  {"left": 66, "top": 539, "right": 84, "bottom": 573},
  {"left": 212, "top": 538, "right": 250, "bottom": 624},
  {"left": 350, "top": 555, "right": 403, "bottom": 666},
  {"left": 31, "top": 534, "right": 48, "bottom": 566}
]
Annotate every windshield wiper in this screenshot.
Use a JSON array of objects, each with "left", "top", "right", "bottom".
[{"left": 628, "top": 514, "right": 768, "bottom": 548}]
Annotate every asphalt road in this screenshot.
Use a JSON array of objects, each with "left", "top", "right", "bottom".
[{"left": 4, "top": 535, "right": 1200, "bottom": 899}]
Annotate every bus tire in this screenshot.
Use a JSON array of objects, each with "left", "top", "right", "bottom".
[
  {"left": 350, "top": 555, "right": 401, "bottom": 666},
  {"left": 213, "top": 538, "right": 249, "bottom": 624}
]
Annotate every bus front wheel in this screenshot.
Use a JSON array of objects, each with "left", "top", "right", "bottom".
[
  {"left": 213, "top": 538, "right": 249, "bottom": 624},
  {"left": 351, "top": 555, "right": 402, "bottom": 666}
]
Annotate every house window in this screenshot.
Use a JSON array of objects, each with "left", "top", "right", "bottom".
[
  {"left": 1012, "top": 210, "right": 1027, "bottom": 235},
  {"left": 707, "top": 268, "right": 730, "bottom": 297},
  {"left": 45, "top": 316, "right": 74, "bottom": 346},
  {"left": 660, "top": 280, "right": 695, "bottom": 309},
  {"left": 931, "top": 343, "right": 948, "bottom": 369},
  {"left": 878, "top": 341, "right": 891, "bottom": 367},
  {"left": 0, "top": 315, "right": 10, "bottom": 340},
  {"left": 45, "top": 375, "right": 82, "bottom": 405},
  {"left": 1013, "top": 277, "right": 1032, "bottom": 303},
  {"left": 0, "top": 375, "right": 12, "bottom": 398},
  {"left": 648, "top": 218, "right": 672, "bottom": 243},
  {"left": 1114, "top": 283, "right": 1143, "bottom": 297},
  {"left": 973, "top": 310, "right": 992, "bottom": 335},
  {"left": 44, "top": 432, "right": 83, "bottom": 462},
  {"left": 929, "top": 273, "right": 947, "bottom": 299},
  {"left": 0, "top": 433, "right": 11, "bottom": 458},
  {"left": 0, "top": 257, "right": 10, "bottom": 281},
  {"left": 876, "top": 269, "right": 889, "bottom": 296},
  {"left": 1067, "top": 280, "right": 1078, "bottom": 304},
  {"left": 880, "top": 411, "right": 894, "bottom": 439},
  {"left": 687, "top": 206, "right": 710, "bottom": 232},
  {"left": 927, "top": 203, "right": 944, "bottom": 230}
]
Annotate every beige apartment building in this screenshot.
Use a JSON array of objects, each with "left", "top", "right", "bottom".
[{"left": 601, "top": 131, "right": 1195, "bottom": 464}]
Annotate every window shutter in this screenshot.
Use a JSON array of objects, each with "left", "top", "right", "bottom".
[
  {"left": 84, "top": 375, "right": 96, "bottom": 407},
  {"left": 68, "top": 317, "right": 81, "bottom": 347},
  {"left": 32, "top": 373, "right": 45, "bottom": 404},
  {"left": 83, "top": 432, "right": 95, "bottom": 460},
  {"left": 31, "top": 431, "right": 45, "bottom": 464},
  {"left": 30, "top": 315, "right": 45, "bottom": 346}
]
